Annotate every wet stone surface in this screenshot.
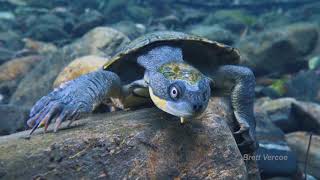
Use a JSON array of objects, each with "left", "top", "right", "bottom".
[{"left": 0, "top": 98, "right": 254, "bottom": 179}]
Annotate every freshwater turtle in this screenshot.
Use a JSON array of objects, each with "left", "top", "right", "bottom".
[{"left": 27, "top": 31, "right": 257, "bottom": 152}]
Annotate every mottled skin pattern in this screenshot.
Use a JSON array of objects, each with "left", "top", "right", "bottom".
[
  {"left": 159, "top": 63, "right": 202, "bottom": 85},
  {"left": 28, "top": 45, "right": 256, "bottom": 153}
]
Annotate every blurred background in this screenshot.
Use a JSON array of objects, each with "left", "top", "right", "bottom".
[{"left": 0, "top": 0, "right": 319, "bottom": 179}]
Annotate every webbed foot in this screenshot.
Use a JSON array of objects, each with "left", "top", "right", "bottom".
[
  {"left": 233, "top": 122, "right": 258, "bottom": 154},
  {"left": 232, "top": 112, "right": 258, "bottom": 153},
  {"left": 27, "top": 70, "right": 122, "bottom": 135},
  {"left": 27, "top": 82, "right": 89, "bottom": 134}
]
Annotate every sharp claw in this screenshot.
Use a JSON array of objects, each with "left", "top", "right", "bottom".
[
  {"left": 44, "top": 123, "right": 49, "bottom": 133},
  {"left": 233, "top": 123, "right": 250, "bottom": 135},
  {"left": 67, "top": 108, "right": 81, "bottom": 127},
  {"left": 235, "top": 128, "right": 257, "bottom": 153},
  {"left": 30, "top": 96, "right": 51, "bottom": 117},
  {"left": 232, "top": 113, "right": 257, "bottom": 153},
  {"left": 27, "top": 105, "right": 51, "bottom": 128},
  {"left": 54, "top": 119, "right": 62, "bottom": 132},
  {"left": 27, "top": 118, "right": 34, "bottom": 128},
  {"left": 28, "top": 104, "right": 57, "bottom": 134},
  {"left": 29, "top": 120, "right": 41, "bottom": 135},
  {"left": 27, "top": 114, "right": 41, "bottom": 128},
  {"left": 54, "top": 110, "right": 67, "bottom": 132},
  {"left": 42, "top": 104, "right": 61, "bottom": 133},
  {"left": 38, "top": 120, "right": 45, "bottom": 128},
  {"left": 43, "top": 115, "right": 52, "bottom": 133},
  {"left": 233, "top": 127, "right": 248, "bottom": 135}
]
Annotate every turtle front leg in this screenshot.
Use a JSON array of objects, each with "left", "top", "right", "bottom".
[
  {"left": 211, "top": 65, "right": 257, "bottom": 153},
  {"left": 27, "top": 69, "right": 122, "bottom": 134}
]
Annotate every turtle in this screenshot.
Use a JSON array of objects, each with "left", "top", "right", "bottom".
[{"left": 27, "top": 31, "right": 257, "bottom": 152}]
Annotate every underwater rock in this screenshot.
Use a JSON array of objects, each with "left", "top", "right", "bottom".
[
  {"left": 255, "top": 76, "right": 291, "bottom": 98},
  {"left": 16, "top": 0, "right": 63, "bottom": 9},
  {"left": 286, "top": 70, "right": 320, "bottom": 103},
  {"left": 238, "top": 23, "right": 318, "bottom": 75},
  {"left": 53, "top": 55, "right": 108, "bottom": 88},
  {"left": 0, "top": 98, "right": 255, "bottom": 179},
  {"left": 126, "top": 5, "right": 153, "bottom": 23},
  {"left": 111, "top": 21, "right": 146, "bottom": 39},
  {"left": 291, "top": 100, "right": 320, "bottom": 131},
  {"left": 147, "top": 23, "right": 168, "bottom": 33},
  {"left": 0, "top": 18, "right": 16, "bottom": 33},
  {"left": 23, "top": 38, "right": 58, "bottom": 54},
  {"left": 72, "top": 9, "right": 104, "bottom": 37},
  {"left": 51, "top": 8, "right": 77, "bottom": 34},
  {"left": 0, "top": 81, "right": 16, "bottom": 104},
  {"left": 0, "top": 31, "right": 21, "bottom": 62},
  {"left": 255, "top": 98, "right": 296, "bottom": 133},
  {"left": 181, "top": 10, "right": 206, "bottom": 26},
  {"left": 0, "top": 55, "right": 42, "bottom": 82},
  {"left": 33, "top": 13, "right": 65, "bottom": 30},
  {"left": 308, "top": 56, "right": 320, "bottom": 70},
  {"left": 267, "top": 77, "right": 290, "bottom": 97},
  {"left": 0, "top": 104, "right": 29, "bottom": 135},
  {"left": 10, "top": 27, "right": 129, "bottom": 107},
  {"left": 0, "top": 31, "right": 23, "bottom": 51},
  {"left": 254, "top": 112, "right": 298, "bottom": 178},
  {"left": 24, "top": 13, "right": 69, "bottom": 42},
  {"left": 0, "top": 11, "right": 15, "bottom": 20},
  {"left": 188, "top": 25, "right": 236, "bottom": 45},
  {"left": 255, "top": 85, "right": 281, "bottom": 99},
  {"left": 26, "top": 24, "right": 69, "bottom": 42},
  {"left": 9, "top": 53, "right": 69, "bottom": 107},
  {"left": 0, "top": 47, "right": 14, "bottom": 64},
  {"left": 156, "top": 15, "right": 180, "bottom": 29},
  {"left": 286, "top": 132, "right": 320, "bottom": 179},
  {"left": 203, "top": 10, "right": 255, "bottom": 34},
  {"left": 103, "top": 0, "right": 127, "bottom": 16},
  {"left": 284, "top": 24, "right": 319, "bottom": 56},
  {"left": 65, "top": 26, "right": 130, "bottom": 57},
  {"left": 0, "top": 55, "right": 43, "bottom": 103},
  {"left": 255, "top": 98, "right": 320, "bottom": 134}
]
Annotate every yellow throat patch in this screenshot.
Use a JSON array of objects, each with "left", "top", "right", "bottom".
[{"left": 149, "top": 87, "right": 167, "bottom": 110}]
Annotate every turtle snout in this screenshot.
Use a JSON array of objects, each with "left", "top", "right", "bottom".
[
  {"left": 192, "top": 103, "right": 203, "bottom": 113},
  {"left": 187, "top": 90, "right": 209, "bottom": 115}
]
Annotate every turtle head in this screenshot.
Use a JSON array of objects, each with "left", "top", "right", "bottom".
[{"left": 148, "top": 62, "right": 211, "bottom": 119}]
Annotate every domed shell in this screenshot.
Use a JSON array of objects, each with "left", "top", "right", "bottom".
[{"left": 103, "top": 31, "right": 240, "bottom": 84}]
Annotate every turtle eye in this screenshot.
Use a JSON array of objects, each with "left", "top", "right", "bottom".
[{"left": 169, "top": 84, "right": 181, "bottom": 100}]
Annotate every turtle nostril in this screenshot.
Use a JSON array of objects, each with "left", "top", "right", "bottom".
[
  {"left": 193, "top": 104, "right": 203, "bottom": 112},
  {"left": 193, "top": 105, "right": 196, "bottom": 110}
]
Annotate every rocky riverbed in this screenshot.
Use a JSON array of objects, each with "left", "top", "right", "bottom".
[{"left": 0, "top": 0, "right": 319, "bottom": 179}]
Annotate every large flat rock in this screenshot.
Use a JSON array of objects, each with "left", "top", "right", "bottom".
[{"left": 0, "top": 98, "right": 252, "bottom": 179}]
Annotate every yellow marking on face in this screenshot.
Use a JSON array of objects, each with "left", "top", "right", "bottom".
[
  {"left": 149, "top": 87, "right": 167, "bottom": 111},
  {"left": 158, "top": 62, "right": 202, "bottom": 85},
  {"left": 173, "top": 65, "right": 180, "bottom": 73}
]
